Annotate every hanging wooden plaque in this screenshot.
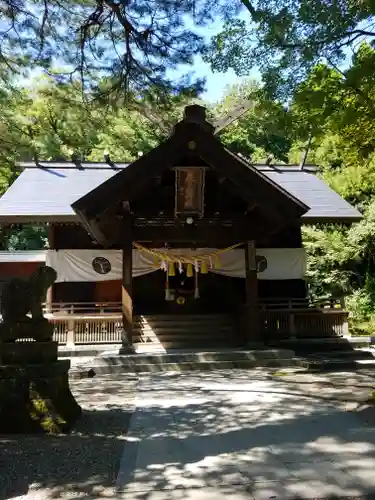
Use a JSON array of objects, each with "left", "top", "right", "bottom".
[{"left": 174, "top": 167, "right": 206, "bottom": 217}]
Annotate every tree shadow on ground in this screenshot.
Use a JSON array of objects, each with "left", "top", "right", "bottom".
[
  {"left": 118, "top": 371, "right": 375, "bottom": 499},
  {"left": 257, "top": 368, "right": 375, "bottom": 407},
  {"left": 1, "top": 370, "right": 375, "bottom": 500},
  {"left": 0, "top": 376, "right": 136, "bottom": 500}
]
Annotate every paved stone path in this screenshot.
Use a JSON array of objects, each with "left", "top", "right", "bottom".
[
  {"left": 3, "top": 369, "right": 375, "bottom": 500},
  {"left": 116, "top": 369, "right": 375, "bottom": 500}
]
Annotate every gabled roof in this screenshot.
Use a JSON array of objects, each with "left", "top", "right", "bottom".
[
  {"left": 0, "top": 162, "right": 361, "bottom": 224},
  {"left": 261, "top": 166, "right": 357, "bottom": 223},
  {"left": 0, "top": 105, "right": 362, "bottom": 227},
  {"left": 0, "top": 164, "right": 119, "bottom": 222},
  {"left": 73, "top": 116, "right": 308, "bottom": 225}
]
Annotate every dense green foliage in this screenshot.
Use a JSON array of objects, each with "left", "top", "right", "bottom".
[
  {"left": 5, "top": 0, "right": 373, "bottom": 101},
  {"left": 0, "top": 0, "right": 218, "bottom": 98},
  {"left": 292, "top": 44, "right": 375, "bottom": 331},
  {"left": 212, "top": 82, "right": 293, "bottom": 161},
  {"left": 206, "top": 0, "right": 375, "bottom": 100}
]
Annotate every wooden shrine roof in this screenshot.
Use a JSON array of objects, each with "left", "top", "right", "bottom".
[
  {"left": 0, "top": 161, "right": 361, "bottom": 224},
  {"left": 0, "top": 103, "right": 362, "bottom": 227}
]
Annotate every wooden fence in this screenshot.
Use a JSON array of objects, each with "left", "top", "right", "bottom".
[
  {"left": 43, "top": 297, "right": 344, "bottom": 316},
  {"left": 260, "top": 309, "right": 349, "bottom": 339},
  {"left": 44, "top": 301, "right": 122, "bottom": 315},
  {"left": 50, "top": 314, "right": 123, "bottom": 345},
  {"left": 48, "top": 307, "right": 349, "bottom": 346}
]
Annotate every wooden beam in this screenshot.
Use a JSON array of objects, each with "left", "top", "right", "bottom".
[
  {"left": 132, "top": 222, "right": 266, "bottom": 244},
  {"left": 244, "top": 240, "right": 261, "bottom": 343},
  {"left": 92, "top": 208, "right": 278, "bottom": 247},
  {"left": 96, "top": 211, "right": 122, "bottom": 247},
  {"left": 119, "top": 212, "right": 135, "bottom": 354},
  {"left": 0, "top": 215, "right": 80, "bottom": 224},
  {"left": 75, "top": 214, "right": 108, "bottom": 247}
]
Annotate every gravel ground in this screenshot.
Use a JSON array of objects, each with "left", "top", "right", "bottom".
[{"left": 0, "top": 374, "right": 137, "bottom": 500}]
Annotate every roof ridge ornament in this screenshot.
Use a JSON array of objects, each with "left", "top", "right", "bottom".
[
  {"left": 183, "top": 104, "right": 206, "bottom": 123},
  {"left": 174, "top": 105, "right": 215, "bottom": 134}
]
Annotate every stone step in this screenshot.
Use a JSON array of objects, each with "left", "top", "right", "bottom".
[
  {"left": 98, "top": 348, "right": 295, "bottom": 363},
  {"left": 133, "top": 330, "right": 234, "bottom": 342},
  {"left": 134, "top": 314, "right": 232, "bottom": 324},
  {"left": 92, "top": 358, "right": 304, "bottom": 375},
  {"left": 133, "top": 323, "right": 234, "bottom": 333},
  {"left": 295, "top": 344, "right": 375, "bottom": 371},
  {"left": 301, "top": 357, "right": 375, "bottom": 372},
  {"left": 277, "top": 337, "right": 357, "bottom": 353},
  {"left": 71, "top": 358, "right": 303, "bottom": 377},
  {"left": 59, "top": 344, "right": 122, "bottom": 357},
  {"left": 133, "top": 325, "right": 234, "bottom": 335},
  {"left": 133, "top": 340, "right": 240, "bottom": 349},
  {"left": 306, "top": 349, "right": 374, "bottom": 360},
  {"left": 346, "top": 336, "right": 372, "bottom": 348},
  {"left": 132, "top": 312, "right": 237, "bottom": 349},
  {"left": 70, "top": 348, "right": 299, "bottom": 377}
]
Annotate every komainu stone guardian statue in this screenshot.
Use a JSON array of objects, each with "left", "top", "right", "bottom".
[
  {"left": 0, "top": 265, "right": 82, "bottom": 434},
  {"left": 0, "top": 265, "right": 57, "bottom": 342}
]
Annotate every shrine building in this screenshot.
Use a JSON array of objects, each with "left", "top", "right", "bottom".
[{"left": 0, "top": 105, "right": 362, "bottom": 350}]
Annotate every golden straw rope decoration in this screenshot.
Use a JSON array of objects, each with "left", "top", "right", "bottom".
[{"left": 133, "top": 242, "right": 242, "bottom": 273}]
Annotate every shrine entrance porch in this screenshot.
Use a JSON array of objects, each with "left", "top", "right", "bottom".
[{"left": 132, "top": 271, "right": 245, "bottom": 316}]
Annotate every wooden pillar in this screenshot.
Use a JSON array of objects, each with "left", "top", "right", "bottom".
[
  {"left": 244, "top": 240, "right": 262, "bottom": 344},
  {"left": 46, "top": 223, "right": 55, "bottom": 313},
  {"left": 120, "top": 212, "right": 135, "bottom": 354}
]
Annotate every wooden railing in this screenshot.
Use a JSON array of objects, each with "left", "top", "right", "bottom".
[
  {"left": 259, "top": 297, "right": 344, "bottom": 310},
  {"left": 50, "top": 314, "right": 123, "bottom": 346},
  {"left": 49, "top": 308, "right": 350, "bottom": 346},
  {"left": 260, "top": 309, "right": 349, "bottom": 339},
  {"left": 44, "top": 301, "right": 122, "bottom": 315},
  {"left": 44, "top": 297, "right": 345, "bottom": 316}
]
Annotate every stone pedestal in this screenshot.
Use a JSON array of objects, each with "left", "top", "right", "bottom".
[
  {"left": 0, "top": 342, "right": 81, "bottom": 434},
  {"left": 0, "top": 318, "right": 54, "bottom": 343},
  {"left": 0, "top": 341, "right": 58, "bottom": 364}
]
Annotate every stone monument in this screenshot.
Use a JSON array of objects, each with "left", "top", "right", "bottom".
[{"left": 0, "top": 266, "right": 82, "bottom": 433}]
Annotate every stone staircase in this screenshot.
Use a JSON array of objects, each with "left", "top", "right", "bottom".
[
  {"left": 70, "top": 348, "right": 302, "bottom": 377},
  {"left": 68, "top": 312, "right": 307, "bottom": 377},
  {"left": 132, "top": 313, "right": 240, "bottom": 350},
  {"left": 66, "top": 312, "right": 375, "bottom": 377},
  {"left": 276, "top": 337, "right": 375, "bottom": 371}
]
